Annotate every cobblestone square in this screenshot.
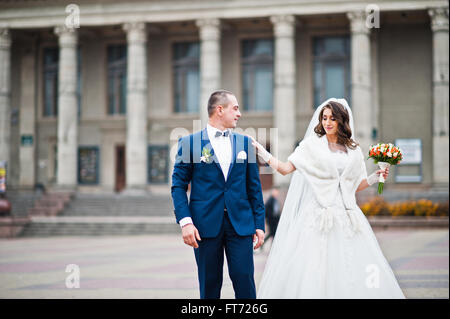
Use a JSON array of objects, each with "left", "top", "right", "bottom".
[{"left": 0, "top": 228, "right": 447, "bottom": 299}]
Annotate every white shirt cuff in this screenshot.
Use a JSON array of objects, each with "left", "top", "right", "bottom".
[{"left": 179, "top": 217, "right": 193, "bottom": 228}]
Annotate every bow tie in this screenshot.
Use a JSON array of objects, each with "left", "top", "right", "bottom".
[{"left": 215, "top": 130, "right": 230, "bottom": 138}]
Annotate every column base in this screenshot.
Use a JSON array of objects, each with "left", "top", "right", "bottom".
[
  {"left": 433, "top": 135, "right": 449, "bottom": 184},
  {"left": 50, "top": 184, "right": 78, "bottom": 193},
  {"left": 120, "top": 186, "right": 149, "bottom": 196}
]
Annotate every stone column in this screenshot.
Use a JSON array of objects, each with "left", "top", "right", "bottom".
[
  {"left": 123, "top": 22, "right": 148, "bottom": 192},
  {"left": 0, "top": 28, "right": 11, "bottom": 167},
  {"left": 196, "top": 18, "right": 221, "bottom": 127},
  {"left": 429, "top": 8, "right": 449, "bottom": 184},
  {"left": 19, "top": 51, "right": 36, "bottom": 187},
  {"left": 54, "top": 26, "right": 78, "bottom": 189},
  {"left": 270, "top": 15, "right": 296, "bottom": 186},
  {"left": 347, "top": 11, "right": 373, "bottom": 154}
]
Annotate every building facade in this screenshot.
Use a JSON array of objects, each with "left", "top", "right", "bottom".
[{"left": 0, "top": 0, "right": 448, "bottom": 194}]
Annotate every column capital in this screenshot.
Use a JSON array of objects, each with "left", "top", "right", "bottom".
[
  {"left": 122, "top": 21, "right": 146, "bottom": 33},
  {"left": 270, "top": 15, "right": 296, "bottom": 38},
  {"left": 428, "top": 7, "right": 449, "bottom": 32},
  {"left": 54, "top": 25, "right": 78, "bottom": 47},
  {"left": 123, "top": 22, "right": 147, "bottom": 43},
  {"left": 270, "top": 14, "right": 296, "bottom": 26},
  {"left": 0, "top": 28, "right": 11, "bottom": 49},
  {"left": 347, "top": 11, "right": 371, "bottom": 35},
  {"left": 54, "top": 25, "right": 78, "bottom": 36},
  {"left": 195, "top": 18, "right": 221, "bottom": 29},
  {"left": 196, "top": 18, "right": 221, "bottom": 41}
]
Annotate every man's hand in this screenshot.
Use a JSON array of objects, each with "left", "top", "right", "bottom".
[
  {"left": 253, "top": 229, "right": 265, "bottom": 250},
  {"left": 182, "top": 224, "right": 201, "bottom": 248}
]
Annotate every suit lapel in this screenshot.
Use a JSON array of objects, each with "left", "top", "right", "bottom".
[
  {"left": 201, "top": 128, "right": 224, "bottom": 180},
  {"left": 226, "top": 133, "right": 236, "bottom": 182}
]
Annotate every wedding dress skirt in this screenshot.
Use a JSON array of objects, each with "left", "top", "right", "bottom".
[{"left": 257, "top": 152, "right": 405, "bottom": 299}]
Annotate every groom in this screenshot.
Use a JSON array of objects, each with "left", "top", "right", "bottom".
[{"left": 171, "top": 90, "right": 265, "bottom": 299}]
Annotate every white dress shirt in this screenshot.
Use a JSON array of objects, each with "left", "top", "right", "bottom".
[{"left": 179, "top": 124, "right": 232, "bottom": 228}]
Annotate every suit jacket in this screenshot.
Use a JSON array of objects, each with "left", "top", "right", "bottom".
[{"left": 171, "top": 128, "right": 265, "bottom": 238}]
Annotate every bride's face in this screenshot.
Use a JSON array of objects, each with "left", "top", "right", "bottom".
[{"left": 322, "top": 108, "right": 338, "bottom": 136}]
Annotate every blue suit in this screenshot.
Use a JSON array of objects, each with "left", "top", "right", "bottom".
[{"left": 171, "top": 128, "right": 265, "bottom": 298}]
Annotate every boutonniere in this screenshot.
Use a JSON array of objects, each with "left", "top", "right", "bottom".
[{"left": 201, "top": 147, "right": 213, "bottom": 163}]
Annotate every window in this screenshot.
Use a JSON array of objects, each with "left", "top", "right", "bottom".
[
  {"left": 313, "top": 36, "right": 351, "bottom": 108},
  {"left": 43, "top": 47, "right": 59, "bottom": 117},
  {"left": 148, "top": 145, "right": 169, "bottom": 183},
  {"left": 241, "top": 39, "right": 274, "bottom": 112},
  {"left": 43, "top": 47, "right": 82, "bottom": 118},
  {"left": 107, "top": 44, "right": 127, "bottom": 115},
  {"left": 173, "top": 42, "right": 200, "bottom": 113}
]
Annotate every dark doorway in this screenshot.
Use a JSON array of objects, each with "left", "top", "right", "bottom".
[
  {"left": 115, "top": 145, "right": 126, "bottom": 192},
  {"left": 258, "top": 142, "right": 273, "bottom": 190}
]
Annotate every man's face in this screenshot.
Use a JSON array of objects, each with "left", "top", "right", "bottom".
[{"left": 219, "top": 94, "right": 241, "bottom": 129}]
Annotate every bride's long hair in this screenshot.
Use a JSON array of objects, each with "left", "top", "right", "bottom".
[{"left": 313, "top": 101, "right": 359, "bottom": 150}]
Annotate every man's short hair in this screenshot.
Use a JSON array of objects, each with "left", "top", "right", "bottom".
[{"left": 207, "top": 90, "right": 234, "bottom": 117}]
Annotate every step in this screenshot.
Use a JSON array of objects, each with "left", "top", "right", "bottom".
[
  {"left": 5, "top": 191, "right": 42, "bottom": 217},
  {"left": 61, "top": 194, "right": 174, "bottom": 217},
  {"left": 18, "top": 216, "right": 180, "bottom": 237},
  {"left": 28, "top": 207, "right": 61, "bottom": 216}
]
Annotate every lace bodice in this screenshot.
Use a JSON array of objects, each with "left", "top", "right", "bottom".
[{"left": 328, "top": 143, "right": 348, "bottom": 176}]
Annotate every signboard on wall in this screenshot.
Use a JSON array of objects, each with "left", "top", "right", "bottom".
[
  {"left": 148, "top": 145, "right": 169, "bottom": 184},
  {"left": 78, "top": 147, "right": 99, "bottom": 185},
  {"left": 0, "top": 161, "right": 6, "bottom": 194},
  {"left": 394, "top": 138, "right": 422, "bottom": 183},
  {"left": 21, "top": 135, "right": 34, "bottom": 146}
]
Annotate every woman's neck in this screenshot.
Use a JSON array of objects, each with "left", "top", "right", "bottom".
[{"left": 326, "top": 133, "right": 338, "bottom": 144}]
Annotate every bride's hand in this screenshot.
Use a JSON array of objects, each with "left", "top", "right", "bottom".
[
  {"left": 376, "top": 166, "right": 389, "bottom": 180},
  {"left": 249, "top": 136, "right": 272, "bottom": 162},
  {"left": 367, "top": 167, "right": 389, "bottom": 186}
]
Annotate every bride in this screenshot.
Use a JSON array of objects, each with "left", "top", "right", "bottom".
[{"left": 252, "top": 98, "right": 405, "bottom": 299}]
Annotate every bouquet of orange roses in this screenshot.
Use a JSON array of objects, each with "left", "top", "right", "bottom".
[{"left": 368, "top": 143, "right": 403, "bottom": 194}]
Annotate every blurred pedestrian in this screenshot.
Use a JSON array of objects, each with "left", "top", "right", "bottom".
[{"left": 261, "top": 186, "right": 281, "bottom": 249}]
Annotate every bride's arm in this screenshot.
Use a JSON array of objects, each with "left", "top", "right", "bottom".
[
  {"left": 356, "top": 168, "right": 390, "bottom": 192},
  {"left": 249, "top": 137, "right": 296, "bottom": 176},
  {"left": 267, "top": 157, "right": 296, "bottom": 176},
  {"left": 356, "top": 179, "right": 370, "bottom": 192}
]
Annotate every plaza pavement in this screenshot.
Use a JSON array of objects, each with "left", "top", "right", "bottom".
[{"left": 0, "top": 228, "right": 448, "bottom": 299}]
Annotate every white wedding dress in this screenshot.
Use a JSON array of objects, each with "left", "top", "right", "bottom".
[{"left": 257, "top": 144, "right": 406, "bottom": 299}]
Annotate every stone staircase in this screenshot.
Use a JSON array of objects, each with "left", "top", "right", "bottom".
[
  {"left": 29, "top": 192, "right": 73, "bottom": 216},
  {"left": 18, "top": 193, "right": 179, "bottom": 237},
  {"left": 19, "top": 216, "right": 178, "bottom": 236},
  {"left": 6, "top": 189, "right": 43, "bottom": 217},
  {"left": 61, "top": 193, "right": 173, "bottom": 216},
  {"left": 1, "top": 190, "right": 74, "bottom": 238}
]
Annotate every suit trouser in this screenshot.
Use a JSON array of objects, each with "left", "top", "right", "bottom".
[{"left": 194, "top": 211, "right": 256, "bottom": 299}]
